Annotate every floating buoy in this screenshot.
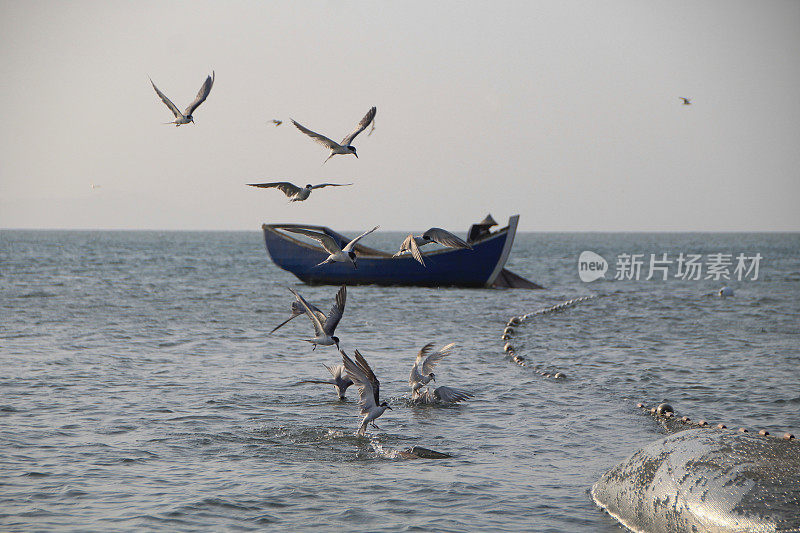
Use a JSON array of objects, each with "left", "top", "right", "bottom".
[
  {"left": 784, "top": 433, "right": 796, "bottom": 440},
  {"left": 656, "top": 403, "right": 674, "bottom": 416},
  {"left": 698, "top": 420, "right": 708, "bottom": 427},
  {"left": 717, "top": 423, "right": 727, "bottom": 429},
  {"left": 759, "top": 430, "right": 770, "bottom": 436}
]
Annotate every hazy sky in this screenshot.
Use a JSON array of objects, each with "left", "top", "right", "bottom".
[{"left": 1, "top": 1, "right": 798, "bottom": 231}]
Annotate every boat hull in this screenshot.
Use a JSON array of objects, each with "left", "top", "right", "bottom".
[{"left": 261, "top": 217, "right": 519, "bottom": 288}]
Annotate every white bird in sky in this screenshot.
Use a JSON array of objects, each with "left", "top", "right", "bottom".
[
  {"left": 298, "top": 363, "right": 354, "bottom": 401},
  {"left": 341, "top": 349, "right": 391, "bottom": 436},
  {"left": 291, "top": 107, "right": 376, "bottom": 163},
  {"left": 409, "top": 342, "right": 455, "bottom": 398},
  {"left": 246, "top": 182, "right": 353, "bottom": 202},
  {"left": 285, "top": 226, "right": 379, "bottom": 269},
  {"left": 393, "top": 228, "right": 473, "bottom": 267},
  {"left": 150, "top": 71, "right": 215, "bottom": 126},
  {"left": 288, "top": 285, "right": 346, "bottom": 350},
  {"left": 679, "top": 97, "right": 692, "bottom": 105}
]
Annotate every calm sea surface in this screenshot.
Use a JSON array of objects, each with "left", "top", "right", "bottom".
[{"left": 1, "top": 229, "right": 798, "bottom": 532}]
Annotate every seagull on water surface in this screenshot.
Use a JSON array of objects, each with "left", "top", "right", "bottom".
[
  {"left": 288, "top": 285, "right": 346, "bottom": 350},
  {"left": 150, "top": 72, "right": 215, "bottom": 126},
  {"left": 393, "top": 228, "right": 472, "bottom": 267},
  {"left": 409, "top": 342, "right": 455, "bottom": 398},
  {"left": 341, "top": 349, "right": 391, "bottom": 436},
  {"left": 298, "top": 363, "right": 354, "bottom": 401},
  {"left": 246, "top": 182, "right": 353, "bottom": 202},
  {"left": 409, "top": 342, "right": 473, "bottom": 404},
  {"left": 291, "top": 107, "right": 376, "bottom": 163},
  {"left": 286, "top": 226, "right": 379, "bottom": 269}
]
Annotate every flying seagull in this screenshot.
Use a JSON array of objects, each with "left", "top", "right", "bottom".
[
  {"left": 270, "top": 297, "right": 325, "bottom": 334},
  {"left": 246, "top": 182, "right": 353, "bottom": 202},
  {"left": 291, "top": 107, "right": 376, "bottom": 163},
  {"left": 298, "top": 363, "right": 354, "bottom": 401},
  {"left": 288, "top": 285, "right": 346, "bottom": 350},
  {"left": 341, "top": 349, "right": 391, "bottom": 436},
  {"left": 150, "top": 71, "right": 215, "bottom": 126},
  {"left": 393, "top": 228, "right": 472, "bottom": 267},
  {"left": 679, "top": 97, "right": 691, "bottom": 105},
  {"left": 409, "top": 342, "right": 455, "bottom": 398},
  {"left": 285, "top": 226, "right": 379, "bottom": 269},
  {"left": 272, "top": 119, "right": 283, "bottom": 126}
]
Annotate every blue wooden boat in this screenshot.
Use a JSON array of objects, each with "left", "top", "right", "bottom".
[{"left": 260, "top": 214, "right": 541, "bottom": 288}]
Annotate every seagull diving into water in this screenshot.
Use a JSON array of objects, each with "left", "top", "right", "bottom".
[
  {"left": 341, "top": 349, "right": 391, "bottom": 436},
  {"left": 679, "top": 97, "right": 692, "bottom": 105},
  {"left": 291, "top": 107, "right": 376, "bottom": 163},
  {"left": 246, "top": 182, "right": 353, "bottom": 202},
  {"left": 288, "top": 285, "right": 346, "bottom": 350},
  {"left": 393, "top": 228, "right": 473, "bottom": 267},
  {"left": 298, "top": 363, "right": 354, "bottom": 401},
  {"left": 150, "top": 71, "right": 215, "bottom": 126},
  {"left": 285, "top": 226, "right": 379, "bottom": 269},
  {"left": 409, "top": 342, "right": 473, "bottom": 404}
]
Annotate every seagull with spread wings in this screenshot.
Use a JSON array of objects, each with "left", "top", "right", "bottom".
[
  {"left": 393, "top": 228, "right": 473, "bottom": 267},
  {"left": 150, "top": 71, "right": 215, "bottom": 126},
  {"left": 298, "top": 363, "right": 354, "bottom": 401},
  {"left": 288, "top": 285, "right": 346, "bottom": 350},
  {"left": 291, "top": 107, "right": 376, "bottom": 163},
  {"left": 246, "top": 182, "right": 352, "bottom": 202},
  {"left": 409, "top": 342, "right": 473, "bottom": 404},
  {"left": 409, "top": 342, "right": 455, "bottom": 398},
  {"left": 285, "top": 226, "right": 379, "bottom": 269},
  {"left": 341, "top": 349, "right": 391, "bottom": 435}
]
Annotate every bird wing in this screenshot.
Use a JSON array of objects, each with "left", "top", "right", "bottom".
[
  {"left": 271, "top": 299, "right": 325, "bottom": 334},
  {"left": 297, "top": 378, "right": 335, "bottom": 386},
  {"left": 423, "top": 228, "right": 472, "bottom": 249},
  {"left": 284, "top": 228, "right": 342, "bottom": 255},
  {"left": 342, "top": 225, "right": 379, "bottom": 253},
  {"left": 309, "top": 183, "right": 353, "bottom": 190},
  {"left": 422, "top": 342, "right": 455, "bottom": 375},
  {"left": 354, "top": 349, "right": 380, "bottom": 406},
  {"left": 409, "top": 364, "right": 424, "bottom": 386},
  {"left": 392, "top": 234, "right": 425, "bottom": 266},
  {"left": 341, "top": 349, "right": 378, "bottom": 413},
  {"left": 183, "top": 71, "right": 214, "bottom": 116},
  {"left": 289, "top": 288, "right": 326, "bottom": 337},
  {"left": 433, "top": 386, "right": 474, "bottom": 403},
  {"left": 291, "top": 120, "right": 340, "bottom": 149},
  {"left": 341, "top": 106, "right": 376, "bottom": 146},
  {"left": 247, "top": 182, "right": 302, "bottom": 198},
  {"left": 322, "top": 285, "right": 346, "bottom": 335},
  {"left": 415, "top": 342, "right": 435, "bottom": 363},
  {"left": 150, "top": 78, "right": 181, "bottom": 118}
]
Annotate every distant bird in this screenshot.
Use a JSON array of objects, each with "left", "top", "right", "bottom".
[
  {"left": 341, "top": 349, "right": 391, "bottom": 435},
  {"left": 150, "top": 71, "right": 215, "bottom": 126},
  {"left": 679, "top": 97, "right": 692, "bottom": 105},
  {"left": 286, "top": 226, "right": 379, "bottom": 269},
  {"left": 288, "top": 285, "right": 346, "bottom": 350},
  {"left": 291, "top": 107, "right": 376, "bottom": 163},
  {"left": 409, "top": 342, "right": 455, "bottom": 399},
  {"left": 272, "top": 119, "right": 283, "bottom": 126},
  {"left": 246, "top": 182, "right": 353, "bottom": 202},
  {"left": 412, "top": 385, "right": 474, "bottom": 405},
  {"left": 270, "top": 297, "right": 325, "bottom": 334},
  {"left": 90, "top": 184, "right": 101, "bottom": 190},
  {"left": 393, "top": 228, "right": 473, "bottom": 267},
  {"left": 298, "top": 363, "right": 354, "bottom": 401}
]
